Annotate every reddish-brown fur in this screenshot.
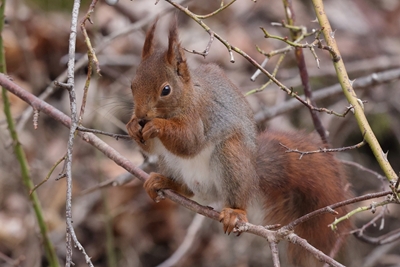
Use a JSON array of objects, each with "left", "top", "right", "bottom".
[
  {"left": 126, "top": 19, "right": 350, "bottom": 266},
  {"left": 257, "top": 131, "right": 350, "bottom": 266}
]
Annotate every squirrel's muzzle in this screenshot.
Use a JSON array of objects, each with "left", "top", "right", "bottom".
[{"left": 138, "top": 119, "right": 149, "bottom": 128}]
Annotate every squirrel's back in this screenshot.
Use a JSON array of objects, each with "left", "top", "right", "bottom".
[{"left": 192, "top": 63, "right": 256, "bottom": 148}]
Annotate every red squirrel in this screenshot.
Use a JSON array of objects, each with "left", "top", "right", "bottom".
[{"left": 126, "top": 20, "right": 350, "bottom": 266}]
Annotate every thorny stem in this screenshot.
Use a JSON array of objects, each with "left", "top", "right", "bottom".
[
  {"left": 311, "top": 0, "right": 398, "bottom": 183},
  {"left": 329, "top": 199, "right": 394, "bottom": 230}
]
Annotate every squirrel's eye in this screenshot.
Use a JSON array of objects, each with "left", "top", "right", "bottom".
[{"left": 161, "top": 85, "right": 171, "bottom": 96}]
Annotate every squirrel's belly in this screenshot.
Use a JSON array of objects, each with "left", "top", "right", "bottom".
[{"left": 152, "top": 138, "right": 221, "bottom": 204}]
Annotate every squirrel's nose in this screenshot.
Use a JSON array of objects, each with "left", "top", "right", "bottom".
[{"left": 138, "top": 119, "right": 149, "bottom": 128}]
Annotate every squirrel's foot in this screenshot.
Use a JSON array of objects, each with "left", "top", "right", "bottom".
[
  {"left": 144, "top": 172, "right": 195, "bottom": 202},
  {"left": 219, "top": 208, "right": 248, "bottom": 235},
  {"left": 143, "top": 173, "right": 169, "bottom": 202}
]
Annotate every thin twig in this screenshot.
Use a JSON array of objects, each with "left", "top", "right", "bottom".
[
  {"left": 355, "top": 227, "right": 400, "bottom": 245},
  {"left": 280, "top": 139, "right": 366, "bottom": 159},
  {"left": 250, "top": 57, "right": 269, "bottom": 81},
  {"left": 196, "top": 0, "right": 236, "bottom": 19},
  {"left": 251, "top": 30, "right": 315, "bottom": 82},
  {"left": 260, "top": 26, "right": 324, "bottom": 68},
  {"left": 254, "top": 68, "right": 400, "bottom": 122},
  {"left": 256, "top": 44, "right": 293, "bottom": 58},
  {"left": 351, "top": 206, "right": 387, "bottom": 237},
  {"left": 341, "top": 160, "right": 387, "bottom": 189},
  {"left": 64, "top": 0, "right": 94, "bottom": 266},
  {"left": 30, "top": 155, "right": 66, "bottom": 195},
  {"left": 80, "top": 0, "right": 101, "bottom": 75},
  {"left": 78, "top": 52, "right": 93, "bottom": 125},
  {"left": 246, "top": 52, "right": 287, "bottom": 95},
  {"left": 77, "top": 126, "right": 131, "bottom": 140},
  {"left": 184, "top": 31, "right": 214, "bottom": 58}
]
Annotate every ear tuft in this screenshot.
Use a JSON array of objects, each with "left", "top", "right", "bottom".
[
  {"left": 166, "top": 18, "right": 190, "bottom": 82},
  {"left": 142, "top": 19, "right": 158, "bottom": 60}
]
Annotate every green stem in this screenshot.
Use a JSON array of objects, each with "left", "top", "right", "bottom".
[
  {"left": 329, "top": 200, "right": 391, "bottom": 230},
  {"left": 311, "top": 0, "right": 397, "bottom": 181},
  {"left": 0, "top": 1, "right": 60, "bottom": 266}
]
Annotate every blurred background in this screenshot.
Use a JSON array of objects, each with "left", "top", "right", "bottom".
[{"left": 1, "top": 0, "right": 400, "bottom": 266}]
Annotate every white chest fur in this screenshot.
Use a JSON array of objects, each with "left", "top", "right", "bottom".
[{"left": 151, "top": 138, "right": 221, "bottom": 204}]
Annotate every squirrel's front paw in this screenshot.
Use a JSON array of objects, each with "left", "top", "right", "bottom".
[
  {"left": 126, "top": 116, "right": 144, "bottom": 143},
  {"left": 144, "top": 173, "right": 170, "bottom": 202},
  {"left": 142, "top": 119, "right": 164, "bottom": 141},
  {"left": 219, "top": 208, "right": 248, "bottom": 235}
]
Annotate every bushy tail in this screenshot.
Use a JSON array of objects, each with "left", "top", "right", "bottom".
[{"left": 256, "top": 130, "right": 351, "bottom": 266}]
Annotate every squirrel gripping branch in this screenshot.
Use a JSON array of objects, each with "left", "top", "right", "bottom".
[{"left": 126, "top": 19, "right": 350, "bottom": 266}]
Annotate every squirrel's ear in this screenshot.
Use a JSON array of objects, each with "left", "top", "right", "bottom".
[
  {"left": 142, "top": 19, "right": 158, "bottom": 60},
  {"left": 166, "top": 19, "right": 190, "bottom": 81}
]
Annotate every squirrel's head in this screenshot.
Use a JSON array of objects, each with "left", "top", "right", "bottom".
[{"left": 131, "top": 18, "right": 191, "bottom": 122}]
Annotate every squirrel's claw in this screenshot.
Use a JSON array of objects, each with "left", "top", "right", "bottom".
[
  {"left": 142, "top": 119, "right": 162, "bottom": 141},
  {"left": 143, "top": 173, "right": 170, "bottom": 202},
  {"left": 126, "top": 116, "right": 144, "bottom": 143},
  {"left": 219, "top": 208, "right": 248, "bottom": 235}
]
